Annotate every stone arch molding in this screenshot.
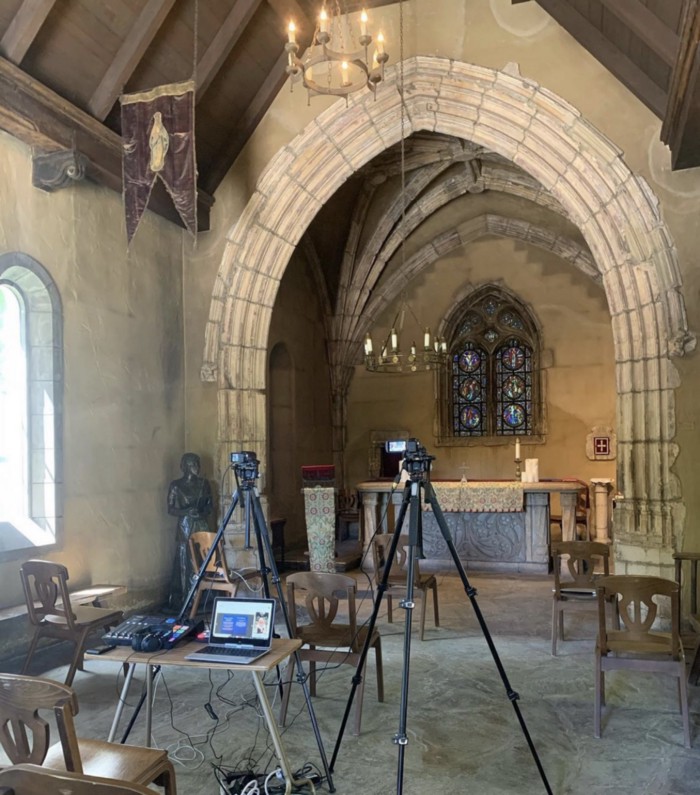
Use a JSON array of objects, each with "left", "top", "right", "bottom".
[{"left": 203, "top": 55, "right": 695, "bottom": 557}]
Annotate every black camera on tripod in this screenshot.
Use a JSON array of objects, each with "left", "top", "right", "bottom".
[
  {"left": 230, "top": 450, "right": 259, "bottom": 481},
  {"left": 385, "top": 437, "right": 435, "bottom": 476}
]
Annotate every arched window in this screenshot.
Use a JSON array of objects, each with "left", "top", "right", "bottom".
[
  {"left": 0, "top": 254, "right": 62, "bottom": 553},
  {"left": 441, "top": 287, "right": 541, "bottom": 441}
]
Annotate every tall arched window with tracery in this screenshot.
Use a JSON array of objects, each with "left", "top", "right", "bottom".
[
  {"left": 441, "top": 287, "right": 541, "bottom": 441},
  {"left": 0, "top": 253, "right": 62, "bottom": 554}
]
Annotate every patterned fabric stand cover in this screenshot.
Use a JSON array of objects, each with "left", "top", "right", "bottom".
[{"left": 303, "top": 487, "right": 336, "bottom": 572}]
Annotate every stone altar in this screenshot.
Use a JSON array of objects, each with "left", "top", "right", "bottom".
[{"left": 357, "top": 480, "right": 590, "bottom": 574}]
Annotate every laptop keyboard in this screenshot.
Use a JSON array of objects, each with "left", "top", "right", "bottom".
[{"left": 200, "top": 646, "right": 260, "bottom": 658}]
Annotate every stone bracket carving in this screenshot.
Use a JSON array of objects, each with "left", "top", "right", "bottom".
[{"left": 32, "top": 149, "right": 88, "bottom": 192}]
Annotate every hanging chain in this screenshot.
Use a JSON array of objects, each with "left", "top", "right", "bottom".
[
  {"left": 399, "top": 0, "right": 406, "bottom": 273},
  {"left": 193, "top": 0, "right": 199, "bottom": 91}
]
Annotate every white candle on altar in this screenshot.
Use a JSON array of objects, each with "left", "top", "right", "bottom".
[{"left": 515, "top": 439, "right": 520, "bottom": 460}]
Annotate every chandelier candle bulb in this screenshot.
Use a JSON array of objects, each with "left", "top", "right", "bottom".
[
  {"left": 361, "top": 10, "right": 368, "bottom": 36},
  {"left": 377, "top": 32, "right": 385, "bottom": 54},
  {"left": 320, "top": 8, "right": 329, "bottom": 34},
  {"left": 424, "top": 328, "right": 431, "bottom": 349},
  {"left": 287, "top": 21, "right": 296, "bottom": 43},
  {"left": 364, "top": 334, "right": 373, "bottom": 356},
  {"left": 411, "top": 342, "right": 417, "bottom": 356},
  {"left": 390, "top": 328, "right": 399, "bottom": 352}
]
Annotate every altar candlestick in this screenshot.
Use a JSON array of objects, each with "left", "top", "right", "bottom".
[{"left": 515, "top": 439, "right": 520, "bottom": 460}]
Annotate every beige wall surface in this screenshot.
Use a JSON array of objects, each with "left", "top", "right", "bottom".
[
  {"left": 0, "top": 132, "right": 186, "bottom": 614},
  {"left": 347, "top": 236, "right": 616, "bottom": 486}
]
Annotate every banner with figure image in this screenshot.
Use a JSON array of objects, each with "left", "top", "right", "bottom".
[{"left": 120, "top": 80, "right": 197, "bottom": 243}]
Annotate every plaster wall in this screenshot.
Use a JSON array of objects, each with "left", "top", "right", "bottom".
[
  {"left": 0, "top": 131, "right": 186, "bottom": 617},
  {"left": 346, "top": 236, "right": 616, "bottom": 488}
]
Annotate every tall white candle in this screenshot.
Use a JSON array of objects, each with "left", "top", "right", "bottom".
[{"left": 515, "top": 439, "right": 520, "bottom": 460}]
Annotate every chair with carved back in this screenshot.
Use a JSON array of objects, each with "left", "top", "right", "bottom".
[
  {"left": 19, "top": 560, "right": 123, "bottom": 686},
  {"left": 0, "top": 764, "right": 157, "bottom": 795},
  {"left": 279, "top": 571, "right": 383, "bottom": 736},
  {"left": 0, "top": 673, "right": 177, "bottom": 794},
  {"left": 551, "top": 540, "right": 611, "bottom": 656},
  {"left": 594, "top": 575, "right": 691, "bottom": 748},
  {"left": 187, "top": 531, "right": 258, "bottom": 618},
  {"left": 371, "top": 534, "right": 440, "bottom": 641}
]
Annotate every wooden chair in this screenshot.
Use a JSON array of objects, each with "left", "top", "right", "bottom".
[
  {"left": 279, "top": 571, "right": 383, "bottom": 736},
  {"left": 594, "top": 575, "right": 691, "bottom": 748},
  {"left": 0, "top": 673, "right": 177, "bottom": 794},
  {"left": 551, "top": 540, "right": 610, "bottom": 656},
  {"left": 550, "top": 484, "right": 591, "bottom": 542},
  {"left": 187, "top": 531, "right": 255, "bottom": 618},
  {"left": 19, "top": 560, "right": 123, "bottom": 686},
  {"left": 673, "top": 551, "right": 700, "bottom": 684},
  {"left": 0, "top": 764, "right": 156, "bottom": 794},
  {"left": 371, "top": 534, "right": 440, "bottom": 641}
]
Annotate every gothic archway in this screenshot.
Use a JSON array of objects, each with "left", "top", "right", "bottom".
[{"left": 202, "top": 56, "right": 694, "bottom": 568}]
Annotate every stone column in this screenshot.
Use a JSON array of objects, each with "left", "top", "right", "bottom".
[{"left": 590, "top": 478, "right": 614, "bottom": 543}]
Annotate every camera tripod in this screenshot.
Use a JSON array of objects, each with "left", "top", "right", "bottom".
[
  {"left": 330, "top": 440, "right": 552, "bottom": 795},
  {"left": 176, "top": 452, "right": 335, "bottom": 793}
]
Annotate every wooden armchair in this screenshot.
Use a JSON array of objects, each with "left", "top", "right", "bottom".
[
  {"left": 594, "top": 575, "right": 691, "bottom": 748},
  {"left": 187, "top": 531, "right": 257, "bottom": 618},
  {"left": 0, "top": 673, "right": 177, "bottom": 794},
  {"left": 372, "top": 534, "right": 440, "bottom": 641},
  {"left": 279, "top": 571, "right": 383, "bottom": 736},
  {"left": 0, "top": 765, "right": 156, "bottom": 795},
  {"left": 19, "top": 560, "right": 123, "bottom": 686},
  {"left": 551, "top": 540, "right": 610, "bottom": 656}
]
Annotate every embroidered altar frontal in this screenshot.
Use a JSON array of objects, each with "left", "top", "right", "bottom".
[{"left": 425, "top": 482, "right": 524, "bottom": 513}]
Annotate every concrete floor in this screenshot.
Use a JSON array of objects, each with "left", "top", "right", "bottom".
[{"left": 3, "top": 569, "right": 700, "bottom": 795}]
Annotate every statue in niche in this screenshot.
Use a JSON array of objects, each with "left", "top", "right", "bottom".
[{"left": 167, "top": 452, "right": 213, "bottom": 609}]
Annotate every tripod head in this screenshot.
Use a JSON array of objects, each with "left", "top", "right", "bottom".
[
  {"left": 387, "top": 437, "right": 435, "bottom": 481},
  {"left": 230, "top": 450, "right": 259, "bottom": 486}
]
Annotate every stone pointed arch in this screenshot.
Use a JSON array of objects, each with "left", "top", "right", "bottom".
[{"left": 202, "top": 56, "right": 694, "bottom": 566}]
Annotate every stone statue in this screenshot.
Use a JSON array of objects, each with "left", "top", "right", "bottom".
[{"left": 167, "top": 452, "right": 213, "bottom": 609}]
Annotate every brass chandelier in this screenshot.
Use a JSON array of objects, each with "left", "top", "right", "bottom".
[
  {"left": 364, "top": 300, "right": 448, "bottom": 373},
  {"left": 285, "top": 2, "right": 389, "bottom": 99}
]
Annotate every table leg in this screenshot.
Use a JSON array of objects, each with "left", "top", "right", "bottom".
[
  {"left": 559, "top": 492, "right": 578, "bottom": 542},
  {"left": 251, "top": 671, "right": 314, "bottom": 795},
  {"left": 108, "top": 663, "right": 136, "bottom": 742},
  {"left": 145, "top": 663, "right": 155, "bottom": 747}
]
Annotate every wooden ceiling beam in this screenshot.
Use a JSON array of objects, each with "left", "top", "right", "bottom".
[
  {"left": 0, "top": 0, "right": 56, "bottom": 65},
  {"left": 0, "top": 55, "right": 212, "bottom": 230},
  {"left": 196, "top": 0, "right": 263, "bottom": 100},
  {"left": 87, "top": 0, "right": 177, "bottom": 121},
  {"left": 661, "top": 0, "right": 700, "bottom": 169},
  {"left": 201, "top": 49, "right": 289, "bottom": 196},
  {"left": 597, "top": 0, "right": 680, "bottom": 67},
  {"left": 534, "top": 0, "right": 668, "bottom": 118}
]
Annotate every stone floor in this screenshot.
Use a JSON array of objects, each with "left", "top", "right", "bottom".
[{"left": 3, "top": 569, "right": 700, "bottom": 795}]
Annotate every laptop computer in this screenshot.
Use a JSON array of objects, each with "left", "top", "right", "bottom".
[{"left": 184, "top": 596, "right": 276, "bottom": 665}]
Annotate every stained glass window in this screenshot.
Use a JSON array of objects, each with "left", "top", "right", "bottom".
[{"left": 444, "top": 289, "right": 539, "bottom": 439}]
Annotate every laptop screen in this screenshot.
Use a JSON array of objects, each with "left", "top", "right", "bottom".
[{"left": 209, "top": 596, "right": 276, "bottom": 648}]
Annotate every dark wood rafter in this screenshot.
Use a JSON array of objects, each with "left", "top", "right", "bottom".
[
  {"left": 202, "top": 49, "right": 290, "bottom": 196},
  {"left": 597, "top": 0, "right": 680, "bottom": 67},
  {"left": 0, "top": 55, "right": 212, "bottom": 230},
  {"left": 662, "top": 0, "right": 700, "bottom": 170},
  {"left": 532, "top": 0, "right": 668, "bottom": 117},
  {"left": 196, "top": 0, "right": 263, "bottom": 100},
  {"left": 87, "top": 0, "right": 177, "bottom": 121},
  {"left": 0, "top": 0, "right": 56, "bottom": 64}
]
